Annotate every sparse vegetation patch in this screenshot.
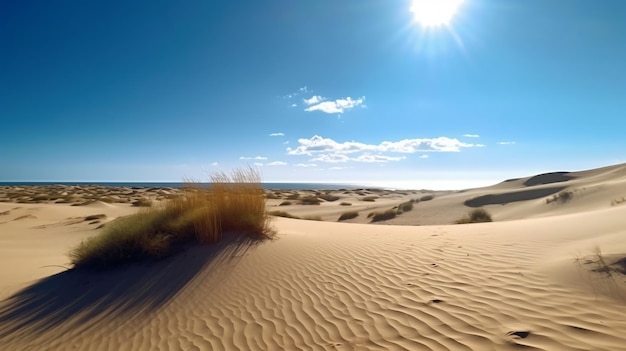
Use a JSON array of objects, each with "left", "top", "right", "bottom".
[
  {"left": 546, "top": 190, "right": 574, "bottom": 204},
  {"left": 338, "top": 211, "right": 359, "bottom": 221},
  {"left": 299, "top": 195, "right": 322, "bottom": 205},
  {"left": 69, "top": 167, "right": 272, "bottom": 269},
  {"left": 455, "top": 208, "right": 493, "bottom": 224},
  {"left": 370, "top": 209, "right": 397, "bottom": 222}
]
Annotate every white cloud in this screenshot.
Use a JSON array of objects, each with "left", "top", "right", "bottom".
[
  {"left": 269, "top": 132, "right": 285, "bottom": 137},
  {"left": 211, "top": 162, "right": 219, "bottom": 166},
  {"left": 288, "top": 135, "right": 371, "bottom": 156},
  {"left": 328, "top": 166, "right": 351, "bottom": 170},
  {"left": 463, "top": 134, "right": 480, "bottom": 138},
  {"left": 289, "top": 135, "right": 477, "bottom": 156},
  {"left": 267, "top": 161, "right": 287, "bottom": 166},
  {"left": 498, "top": 141, "right": 516, "bottom": 145},
  {"left": 287, "top": 135, "right": 480, "bottom": 164},
  {"left": 295, "top": 163, "right": 318, "bottom": 167},
  {"left": 254, "top": 162, "right": 264, "bottom": 166},
  {"left": 304, "top": 95, "right": 324, "bottom": 105},
  {"left": 240, "top": 156, "right": 268, "bottom": 160},
  {"left": 353, "top": 154, "right": 406, "bottom": 163},
  {"left": 305, "top": 96, "right": 365, "bottom": 114},
  {"left": 291, "top": 103, "right": 297, "bottom": 107},
  {"left": 299, "top": 86, "right": 308, "bottom": 92},
  {"left": 311, "top": 153, "right": 351, "bottom": 163},
  {"left": 378, "top": 137, "right": 475, "bottom": 153}
]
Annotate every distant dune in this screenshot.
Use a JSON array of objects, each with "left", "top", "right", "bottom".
[{"left": 1, "top": 163, "right": 626, "bottom": 350}]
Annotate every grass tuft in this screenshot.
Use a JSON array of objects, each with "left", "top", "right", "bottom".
[
  {"left": 455, "top": 208, "right": 493, "bottom": 224},
  {"left": 399, "top": 201, "right": 413, "bottom": 213},
  {"left": 69, "top": 167, "right": 272, "bottom": 269},
  {"left": 370, "top": 209, "right": 397, "bottom": 222},
  {"left": 338, "top": 211, "right": 359, "bottom": 221},
  {"left": 299, "top": 195, "right": 322, "bottom": 205}
]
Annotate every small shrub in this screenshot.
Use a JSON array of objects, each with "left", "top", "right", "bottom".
[
  {"left": 303, "top": 216, "right": 322, "bottom": 221},
  {"left": 399, "top": 201, "right": 413, "bottom": 212},
  {"left": 546, "top": 191, "right": 574, "bottom": 204},
  {"left": 361, "top": 196, "right": 378, "bottom": 202},
  {"left": 279, "top": 201, "right": 292, "bottom": 206},
  {"left": 338, "top": 211, "right": 359, "bottom": 221},
  {"left": 456, "top": 208, "right": 492, "bottom": 224},
  {"left": 132, "top": 198, "right": 153, "bottom": 207},
  {"left": 299, "top": 195, "right": 322, "bottom": 205},
  {"left": 370, "top": 209, "right": 397, "bottom": 222},
  {"left": 420, "top": 195, "right": 434, "bottom": 201},
  {"left": 286, "top": 193, "right": 300, "bottom": 200},
  {"left": 340, "top": 202, "right": 352, "bottom": 206},
  {"left": 318, "top": 194, "right": 340, "bottom": 202}
]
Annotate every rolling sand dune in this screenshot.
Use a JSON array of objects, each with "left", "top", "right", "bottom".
[{"left": 1, "top": 164, "right": 626, "bottom": 350}]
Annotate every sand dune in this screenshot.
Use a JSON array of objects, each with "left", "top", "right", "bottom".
[{"left": 1, "top": 164, "right": 626, "bottom": 350}]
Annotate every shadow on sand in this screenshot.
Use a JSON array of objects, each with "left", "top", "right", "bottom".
[{"left": 0, "top": 234, "right": 263, "bottom": 340}]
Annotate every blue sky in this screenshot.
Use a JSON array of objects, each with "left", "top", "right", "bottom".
[{"left": 2, "top": 0, "right": 625, "bottom": 189}]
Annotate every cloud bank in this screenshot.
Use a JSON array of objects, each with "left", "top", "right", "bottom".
[{"left": 288, "top": 135, "right": 480, "bottom": 163}]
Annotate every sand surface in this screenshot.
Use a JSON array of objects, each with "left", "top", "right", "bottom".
[{"left": 1, "top": 164, "right": 626, "bottom": 350}]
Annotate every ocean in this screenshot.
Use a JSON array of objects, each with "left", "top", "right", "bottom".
[{"left": 0, "top": 182, "right": 370, "bottom": 191}]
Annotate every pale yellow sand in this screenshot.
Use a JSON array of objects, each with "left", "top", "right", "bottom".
[{"left": 1, "top": 164, "right": 626, "bottom": 350}]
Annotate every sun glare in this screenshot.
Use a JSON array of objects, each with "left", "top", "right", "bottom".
[{"left": 410, "top": 0, "right": 464, "bottom": 27}]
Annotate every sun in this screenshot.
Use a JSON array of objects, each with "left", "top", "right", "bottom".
[{"left": 410, "top": 0, "right": 464, "bottom": 27}]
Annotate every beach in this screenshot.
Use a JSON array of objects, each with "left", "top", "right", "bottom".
[{"left": 1, "top": 164, "right": 626, "bottom": 350}]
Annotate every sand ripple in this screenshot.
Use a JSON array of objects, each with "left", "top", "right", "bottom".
[{"left": 1, "top": 219, "right": 626, "bottom": 350}]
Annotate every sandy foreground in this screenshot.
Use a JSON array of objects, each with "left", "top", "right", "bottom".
[{"left": 1, "top": 164, "right": 626, "bottom": 350}]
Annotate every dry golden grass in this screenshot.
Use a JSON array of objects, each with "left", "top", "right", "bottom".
[
  {"left": 455, "top": 208, "right": 493, "bottom": 224},
  {"left": 70, "top": 167, "right": 272, "bottom": 269}
]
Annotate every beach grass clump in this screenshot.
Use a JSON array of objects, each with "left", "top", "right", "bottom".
[
  {"left": 420, "top": 195, "right": 434, "bottom": 201},
  {"left": 70, "top": 167, "right": 272, "bottom": 269},
  {"left": 398, "top": 201, "right": 413, "bottom": 213},
  {"left": 318, "top": 193, "right": 340, "bottom": 202},
  {"left": 546, "top": 190, "right": 574, "bottom": 204},
  {"left": 339, "top": 202, "right": 352, "bottom": 206},
  {"left": 338, "top": 211, "right": 359, "bottom": 221},
  {"left": 286, "top": 193, "right": 300, "bottom": 200},
  {"left": 455, "top": 208, "right": 493, "bottom": 224},
  {"left": 361, "top": 196, "right": 378, "bottom": 202},
  {"left": 299, "top": 195, "right": 322, "bottom": 205},
  {"left": 370, "top": 209, "right": 397, "bottom": 222},
  {"left": 279, "top": 200, "right": 293, "bottom": 206}
]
